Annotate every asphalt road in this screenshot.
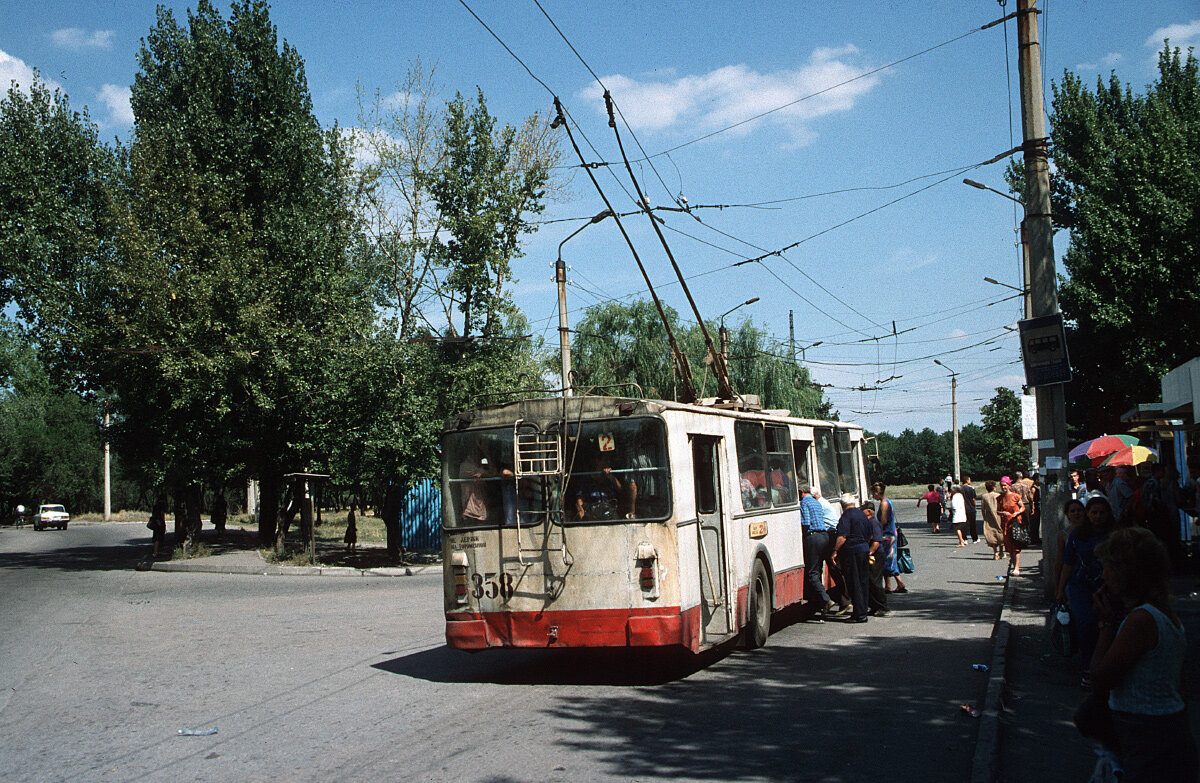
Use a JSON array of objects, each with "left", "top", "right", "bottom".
[{"left": 0, "top": 514, "right": 1011, "bottom": 783}]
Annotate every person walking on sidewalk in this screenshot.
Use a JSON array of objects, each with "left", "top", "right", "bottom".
[
  {"left": 832, "top": 493, "right": 881, "bottom": 624},
  {"left": 981, "top": 480, "right": 1004, "bottom": 559},
  {"left": 918, "top": 484, "right": 943, "bottom": 533},
  {"left": 998, "top": 477, "right": 1026, "bottom": 575},
  {"left": 1088, "top": 526, "right": 1199, "bottom": 782},
  {"left": 950, "top": 485, "right": 969, "bottom": 547},
  {"left": 961, "top": 475, "right": 979, "bottom": 543}
]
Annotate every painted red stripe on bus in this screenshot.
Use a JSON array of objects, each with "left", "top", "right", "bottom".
[{"left": 446, "top": 606, "right": 700, "bottom": 650}]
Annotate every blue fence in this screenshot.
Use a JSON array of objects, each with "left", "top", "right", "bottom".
[{"left": 399, "top": 478, "right": 442, "bottom": 552}]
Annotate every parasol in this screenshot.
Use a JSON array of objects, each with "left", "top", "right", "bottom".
[
  {"left": 1068, "top": 434, "right": 1142, "bottom": 465},
  {"left": 1098, "top": 445, "right": 1158, "bottom": 467}
]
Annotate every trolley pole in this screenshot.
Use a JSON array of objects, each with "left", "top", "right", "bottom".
[
  {"left": 556, "top": 258, "right": 572, "bottom": 397},
  {"left": 1017, "top": 0, "right": 1069, "bottom": 486}
]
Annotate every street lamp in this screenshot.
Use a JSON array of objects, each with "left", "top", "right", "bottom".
[
  {"left": 718, "top": 297, "right": 760, "bottom": 363},
  {"left": 556, "top": 209, "right": 614, "bottom": 396},
  {"left": 983, "top": 276, "right": 1027, "bottom": 294},
  {"left": 798, "top": 340, "right": 822, "bottom": 363},
  {"left": 965, "top": 179, "right": 1033, "bottom": 319},
  {"left": 934, "top": 359, "right": 960, "bottom": 482}
]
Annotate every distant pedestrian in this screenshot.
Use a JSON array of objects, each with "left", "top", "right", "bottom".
[
  {"left": 344, "top": 504, "right": 358, "bottom": 552},
  {"left": 918, "top": 484, "right": 943, "bottom": 533},
  {"left": 1029, "top": 474, "right": 1043, "bottom": 545},
  {"left": 950, "top": 485, "right": 968, "bottom": 547},
  {"left": 832, "top": 493, "right": 881, "bottom": 624},
  {"left": 147, "top": 499, "right": 167, "bottom": 558},
  {"left": 981, "top": 480, "right": 1004, "bottom": 559},
  {"left": 961, "top": 475, "right": 979, "bottom": 543}
]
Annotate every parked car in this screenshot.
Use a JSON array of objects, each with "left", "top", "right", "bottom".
[{"left": 34, "top": 504, "right": 69, "bottom": 531}]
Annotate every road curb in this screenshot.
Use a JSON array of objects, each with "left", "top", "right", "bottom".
[
  {"left": 142, "top": 558, "right": 439, "bottom": 577},
  {"left": 970, "top": 570, "right": 1018, "bottom": 783}
]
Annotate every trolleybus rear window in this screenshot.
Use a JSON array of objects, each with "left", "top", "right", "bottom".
[
  {"left": 814, "top": 427, "right": 861, "bottom": 498},
  {"left": 444, "top": 418, "right": 670, "bottom": 528}
]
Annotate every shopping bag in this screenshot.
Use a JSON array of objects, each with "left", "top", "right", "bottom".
[{"left": 896, "top": 526, "right": 915, "bottom": 574}]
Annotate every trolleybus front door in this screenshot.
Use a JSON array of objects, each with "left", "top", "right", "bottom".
[{"left": 691, "top": 435, "right": 732, "bottom": 640}]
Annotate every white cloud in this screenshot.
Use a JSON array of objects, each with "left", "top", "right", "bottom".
[
  {"left": 96, "top": 83, "right": 133, "bottom": 125},
  {"left": 1145, "top": 19, "right": 1200, "bottom": 49},
  {"left": 0, "top": 48, "right": 61, "bottom": 95},
  {"left": 948, "top": 328, "right": 968, "bottom": 339},
  {"left": 578, "top": 45, "right": 879, "bottom": 147},
  {"left": 1101, "top": 52, "right": 1124, "bottom": 66},
  {"left": 51, "top": 28, "right": 115, "bottom": 50},
  {"left": 340, "top": 126, "right": 402, "bottom": 168}
]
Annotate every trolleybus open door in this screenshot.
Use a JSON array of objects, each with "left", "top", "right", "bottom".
[{"left": 691, "top": 435, "right": 732, "bottom": 641}]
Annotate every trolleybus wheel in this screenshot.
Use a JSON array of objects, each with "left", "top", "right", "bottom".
[{"left": 745, "top": 559, "right": 771, "bottom": 648}]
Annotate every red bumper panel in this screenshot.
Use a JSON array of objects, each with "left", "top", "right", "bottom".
[{"left": 446, "top": 607, "right": 686, "bottom": 650}]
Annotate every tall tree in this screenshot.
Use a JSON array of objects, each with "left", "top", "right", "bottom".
[
  {"left": 108, "top": 0, "right": 373, "bottom": 546},
  {"left": 1047, "top": 45, "right": 1199, "bottom": 432},
  {"left": 980, "top": 387, "right": 1028, "bottom": 474}
]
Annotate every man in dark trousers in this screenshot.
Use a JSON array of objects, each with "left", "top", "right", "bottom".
[
  {"left": 961, "top": 475, "right": 979, "bottom": 543},
  {"left": 832, "top": 493, "right": 881, "bottom": 624}
]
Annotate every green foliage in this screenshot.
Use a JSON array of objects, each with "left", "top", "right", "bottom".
[
  {"left": 869, "top": 387, "right": 1028, "bottom": 484},
  {"left": 568, "top": 299, "right": 831, "bottom": 415},
  {"left": 1047, "top": 45, "right": 1200, "bottom": 432},
  {"left": 425, "top": 90, "right": 552, "bottom": 338}
]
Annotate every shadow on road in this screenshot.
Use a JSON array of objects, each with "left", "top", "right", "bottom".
[
  {"left": 374, "top": 644, "right": 731, "bottom": 686},
  {"left": 0, "top": 540, "right": 147, "bottom": 572}
]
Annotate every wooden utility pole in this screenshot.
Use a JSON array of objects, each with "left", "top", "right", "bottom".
[{"left": 1017, "top": 0, "right": 1069, "bottom": 487}]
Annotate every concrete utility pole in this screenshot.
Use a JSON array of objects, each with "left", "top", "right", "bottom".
[
  {"left": 1017, "top": 0, "right": 1069, "bottom": 487},
  {"left": 103, "top": 401, "right": 111, "bottom": 522},
  {"left": 556, "top": 258, "right": 572, "bottom": 397},
  {"left": 935, "top": 359, "right": 961, "bottom": 481}
]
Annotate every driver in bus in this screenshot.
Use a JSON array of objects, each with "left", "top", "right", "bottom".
[{"left": 569, "top": 451, "right": 635, "bottom": 521}]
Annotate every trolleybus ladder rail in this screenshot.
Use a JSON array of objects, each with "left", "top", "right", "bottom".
[{"left": 512, "top": 420, "right": 568, "bottom": 565}]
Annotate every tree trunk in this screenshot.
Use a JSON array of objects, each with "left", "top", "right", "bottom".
[
  {"left": 185, "top": 483, "right": 203, "bottom": 547},
  {"left": 258, "top": 470, "right": 281, "bottom": 548},
  {"left": 274, "top": 487, "right": 300, "bottom": 555},
  {"left": 381, "top": 482, "right": 404, "bottom": 564},
  {"left": 211, "top": 490, "right": 227, "bottom": 534},
  {"left": 172, "top": 487, "right": 186, "bottom": 552}
]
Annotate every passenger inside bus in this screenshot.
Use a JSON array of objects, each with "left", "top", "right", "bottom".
[
  {"left": 457, "top": 446, "right": 514, "bottom": 524},
  {"left": 567, "top": 450, "right": 636, "bottom": 521}
]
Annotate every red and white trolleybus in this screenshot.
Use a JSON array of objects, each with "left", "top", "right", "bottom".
[{"left": 441, "top": 393, "right": 869, "bottom": 653}]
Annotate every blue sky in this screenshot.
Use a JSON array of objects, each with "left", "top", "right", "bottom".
[{"left": 3, "top": 1, "right": 1197, "bottom": 435}]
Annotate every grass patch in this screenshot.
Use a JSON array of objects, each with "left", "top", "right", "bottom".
[
  {"left": 314, "top": 512, "right": 388, "bottom": 544},
  {"left": 170, "top": 543, "right": 212, "bottom": 560},
  {"left": 886, "top": 484, "right": 930, "bottom": 500},
  {"left": 74, "top": 510, "right": 152, "bottom": 523},
  {"left": 261, "top": 546, "right": 318, "bottom": 566}
]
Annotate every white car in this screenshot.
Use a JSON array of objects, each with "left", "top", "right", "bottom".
[{"left": 34, "top": 504, "right": 69, "bottom": 531}]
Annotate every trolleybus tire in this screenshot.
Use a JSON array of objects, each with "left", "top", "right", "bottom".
[{"left": 745, "top": 559, "right": 771, "bottom": 648}]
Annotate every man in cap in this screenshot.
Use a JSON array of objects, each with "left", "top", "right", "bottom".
[{"left": 831, "top": 493, "right": 881, "bottom": 624}]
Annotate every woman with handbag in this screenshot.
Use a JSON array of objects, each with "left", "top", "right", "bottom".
[
  {"left": 1057, "top": 495, "right": 1115, "bottom": 686},
  {"left": 997, "top": 477, "right": 1026, "bottom": 575},
  {"left": 872, "top": 483, "right": 907, "bottom": 594},
  {"left": 980, "top": 480, "right": 1005, "bottom": 560},
  {"left": 1087, "top": 526, "right": 1198, "bottom": 781}
]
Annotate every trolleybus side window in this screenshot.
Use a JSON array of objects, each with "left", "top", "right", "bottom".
[
  {"left": 735, "top": 421, "right": 797, "bottom": 510},
  {"left": 814, "top": 427, "right": 840, "bottom": 498},
  {"left": 835, "top": 429, "right": 860, "bottom": 496},
  {"left": 791, "top": 439, "right": 811, "bottom": 489}
]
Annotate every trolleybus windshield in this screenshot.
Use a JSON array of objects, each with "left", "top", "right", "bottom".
[{"left": 443, "top": 417, "right": 670, "bottom": 528}]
